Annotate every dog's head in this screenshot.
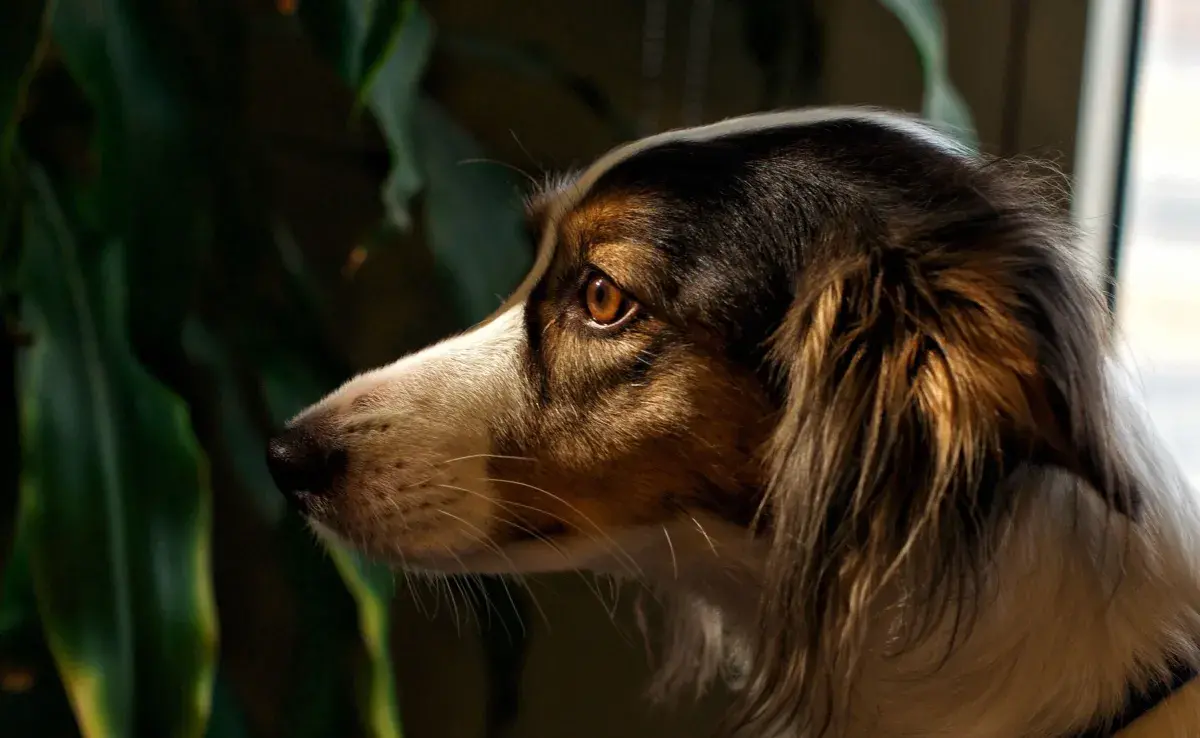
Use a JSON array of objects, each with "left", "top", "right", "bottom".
[{"left": 268, "top": 107, "right": 1137, "bottom": 729}]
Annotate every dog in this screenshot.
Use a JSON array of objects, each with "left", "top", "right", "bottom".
[{"left": 266, "top": 107, "right": 1200, "bottom": 737}]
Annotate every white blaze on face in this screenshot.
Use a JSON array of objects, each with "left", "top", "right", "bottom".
[{"left": 303, "top": 304, "right": 528, "bottom": 423}]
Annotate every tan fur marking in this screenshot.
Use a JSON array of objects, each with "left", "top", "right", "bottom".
[
  {"left": 487, "top": 344, "right": 773, "bottom": 544},
  {"left": 588, "top": 241, "right": 670, "bottom": 291},
  {"left": 558, "top": 192, "right": 659, "bottom": 251}
]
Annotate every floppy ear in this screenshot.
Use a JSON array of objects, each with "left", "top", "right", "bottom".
[{"left": 740, "top": 207, "right": 1140, "bottom": 732}]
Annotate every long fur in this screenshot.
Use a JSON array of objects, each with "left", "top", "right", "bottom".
[{"left": 743, "top": 157, "right": 1138, "bottom": 733}]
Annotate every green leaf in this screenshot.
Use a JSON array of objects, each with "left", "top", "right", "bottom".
[
  {"left": 259, "top": 352, "right": 403, "bottom": 738},
  {"left": 0, "top": 532, "right": 79, "bottom": 738},
  {"left": 327, "top": 548, "right": 401, "bottom": 738},
  {"left": 50, "top": 0, "right": 215, "bottom": 378},
  {"left": 298, "top": 0, "right": 434, "bottom": 231},
  {"left": 356, "top": 0, "right": 413, "bottom": 109},
  {"left": 877, "top": 0, "right": 977, "bottom": 148},
  {"left": 295, "top": 0, "right": 422, "bottom": 110},
  {"left": 413, "top": 97, "right": 532, "bottom": 323},
  {"left": 0, "top": 0, "right": 51, "bottom": 167},
  {"left": 364, "top": 3, "right": 434, "bottom": 231},
  {"left": 297, "top": 0, "right": 392, "bottom": 88},
  {"left": 18, "top": 166, "right": 216, "bottom": 738}
]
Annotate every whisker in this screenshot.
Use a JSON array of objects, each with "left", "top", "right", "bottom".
[
  {"left": 689, "top": 515, "right": 720, "bottom": 557},
  {"left": 487, "top": 574, "right": 532, "bottom": 642},
  {"left": 383, "top": 521, "right": 434, "bottom": 619},
  {"left": 436, "top": 453, "right": 537, "bottom": 466},
  {"left": 474, "top": 572, "right": 527, "bottom": 640},
  {"left": 509, "top": 129, "right": 545, "bottom": 174},
  {"left": 437, "top": 562, "right": 463, "bottom": 634},
  {"left": 600, "top": 573, "right": 621, "bottom": 621},
  {"left": 475, "top": 477, "right": 646, "bottom": 579},
  {"left": 435, "top": 509, "right": 551, "bottom": 627},
  {"left": 432, "top": 482, "right": 611, "bottom": 625},
  {"left": 457, "top": 157, "right": 538, "bottom": 186},
  {"left": 462, "top": 574, "right": 493, "bottom": 635},
  {"left": 449, "top": 567, "right": 479, "bottom": 633},
  {"left": 433, "top": 484, "right": 570, "bottom": 554},
  {"left": 418, "top": 572, "right": 442, "bottom": 623},
  {"left": 400, "top": 453, "right": 536, "bottom": 490},
  {"left": 662, "top": 525, "right": 678, "bottom": 580},
  {"left": 405, "top": 570, "right": 432, "bottom": 620},
  {"left": 590, "top": 573, "right": 639, "bottom": 648},
  {"left": 436, "top": 482, "right": 610, "bottom": 564}
]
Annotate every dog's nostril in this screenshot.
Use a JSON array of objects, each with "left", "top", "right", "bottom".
[{"left": 265, "top": 426, "right": 348, "bottom": 504}]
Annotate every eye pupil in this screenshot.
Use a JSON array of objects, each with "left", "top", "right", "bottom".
[{"left": 584, "top": 275, "right": 633, "bottom": 326}]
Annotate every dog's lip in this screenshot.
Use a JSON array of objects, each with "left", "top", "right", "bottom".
[
  {"left": 284, "top": 488, "right": 338, "bottom": 517},
  {"left": 395, "top": 534, "right": 645, "bottom": 575}
]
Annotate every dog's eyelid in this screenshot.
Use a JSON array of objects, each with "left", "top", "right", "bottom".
[{"left": 579, "top": 264, "right": 651, "bottom": 307}]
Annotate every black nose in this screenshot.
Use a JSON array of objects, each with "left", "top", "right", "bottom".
[{"left": 266, "top": 426, "right": 348, "bottom": 505}]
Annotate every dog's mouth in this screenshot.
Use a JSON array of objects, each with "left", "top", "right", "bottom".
[
  {"left": 263, "top": 424, "right": 745, "bottom": 579},
  {"left": 266, "top": 432, "right": 514, "bottom": 561},
  {"left": 297, "top": 484, "right": 670, "bottom": 577},
  {"left": 261, "top": 428, "right": 629, "bottom": 576}
]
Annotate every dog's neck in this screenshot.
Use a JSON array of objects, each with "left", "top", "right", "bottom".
[{"left": 633, "top": 430, "right": 1200, "bottom": 737}]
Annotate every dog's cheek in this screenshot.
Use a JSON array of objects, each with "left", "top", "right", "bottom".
[{"left": 484, "top": 353, "right": 774, "bottom": 542}]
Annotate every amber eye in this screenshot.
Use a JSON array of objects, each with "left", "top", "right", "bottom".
[{"left": 584, "top": 275, "right": 635, "bottom": 327}]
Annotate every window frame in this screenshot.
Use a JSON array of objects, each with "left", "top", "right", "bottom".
[{"left": 1071, "top": 0, "right": 1149, "bottom": 307}]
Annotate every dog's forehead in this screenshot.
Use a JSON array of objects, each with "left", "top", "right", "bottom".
[
  {"left": 559, "top": 107, "right": 967, "bottom": 217},
  {"left": 544, "top": 107, "right": 965, "bottom": 230},
  {"left": 502, "top": 107, "right": 968, "bottom": 311}
]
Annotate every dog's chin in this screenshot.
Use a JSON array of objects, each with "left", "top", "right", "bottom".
[
  {"left": 305, "top": 514, "right": 694, "bottom": 579},
  {"left": 303, "top": 516, "right": 598, "bottom": 575},
  {"left": 309, "top": 513, "right": 762, "bottom": 584}
]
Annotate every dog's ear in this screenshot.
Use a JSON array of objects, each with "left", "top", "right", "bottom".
[{"left": 740, "top": 197, "right": 1139, "bottom": 732}]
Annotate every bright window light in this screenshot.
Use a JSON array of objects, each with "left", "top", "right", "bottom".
[{"left": 1116, "top": 0, "right": 1200, "bottom": 488}]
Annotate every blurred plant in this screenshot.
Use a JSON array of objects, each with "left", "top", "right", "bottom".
[
  {"left": 0, "top": 1, "right": 972, "bottom": 737},
  {"left": 0, "top": 0, "right": 534, "bottom": 736},
  {"left": 737, "top": 0, "right": 976, "bottom": 146},
  {"left": 877, "top": 0, "right": 976, "bottom": 145}
]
